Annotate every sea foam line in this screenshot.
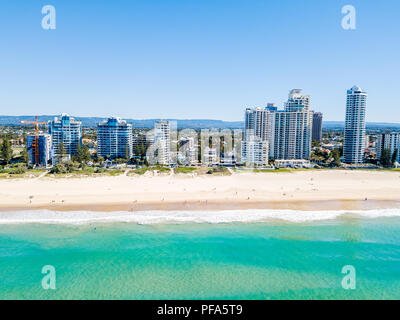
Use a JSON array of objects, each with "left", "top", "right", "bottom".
[{"left": 0, "top": 208, "right": 400, "bottom": 225}]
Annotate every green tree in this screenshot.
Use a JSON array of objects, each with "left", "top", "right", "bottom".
[
  {"left": 268, "top": 158, "right": 275, "bottom": 167},
  {"left": 82, "top": 145, "right": 91, "bottom": 162},
  {"left": 380, "top": 148, "right": 392, "bottom": 168},
  {"left": 0, "top": 138, "right": 13, "bottom": 164},
  {"left": 55, "top": 142, "right": 67, "bottom": 164},
  {"left": 21, "top": 133, "right": 28, "bottom": 164},
  {"left": 392, "top": 149, "right": 398, "bottom": 165},
  {"left": 75, "top": 143, "right": 91, "bottom": 164},
  {"left": 134, "top": 142, "right": 147, "bottom": 159},
  {"left": 331, "top": 148, "right": 341, "bottom": 167},
  {"left": 125, "top": 145, "right": 130, "bottom": 160},
  {"left": 58, "top": 142, "right": 66, "bottom": 156},
  {"left": 50, "top": 163, "right": 68, "bottom": 174},
  {"left": 21, "top": 147, "right": 29, "bottom": 164},
  {"left": 312, "top": 140, "right": 320, "bottom": 148}
]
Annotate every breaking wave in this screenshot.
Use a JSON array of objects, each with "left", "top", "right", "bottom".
[{"left": 0, "top": 208, "right": 400, "bottom": 225}]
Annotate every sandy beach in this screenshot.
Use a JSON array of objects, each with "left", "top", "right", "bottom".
[{"left": 0, "top": 170, "right": 399, "bottom": 212}]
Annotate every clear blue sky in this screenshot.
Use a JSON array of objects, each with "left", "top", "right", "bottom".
[{"left": 0, "top": 0, "right": 399, "bottom": 122}]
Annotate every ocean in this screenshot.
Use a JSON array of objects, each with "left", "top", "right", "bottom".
[{"left": 1, "top": 209, "right": 400, "bottom": 300}]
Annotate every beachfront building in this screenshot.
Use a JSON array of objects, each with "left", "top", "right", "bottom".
[
  {"left": 203, "top": 147, "right": 219, "bottom": 165},
  {"left": 97, "top": 117, "right": 133, "bottom": 160},
  {"left": 343, "top": 86, "right": 367, "bottom": 164},
  {"left": 275, "top": 159, "right": 311, "bottom": 168},
  {"left": 243, "top": 89, "right": 313, "bottom": 160},
  {"left": 312, "top": 112, "right": 323, "bottom": 141},
  {"left": 178, "top": 137, "right": 198, "bottom": 165},
  {"left": 244, "top": 106, "right": 275, "bottom": 141},
  {"left": 241, "top": 135, "right": 268, "bottom": 167},
  {"left": 376, "top": 133, "right": 400, "bottom": 163},
  {"left": 27, "top": 134, "right": 52, "bottom": 167},
  {"left": 48, "top": 114, "right": 82, "bottom": 163},
  {"left": 272, "top": 89, "right": 313, "bottom": 160},
  {"left": 153, "top": 120, "right": 171, "bottom": 165},
  {"left": 220, "top": 149, "right": 237, "bottom": 166},
  {"left": 244, "top": 105, "right": 275, "bottom": 155}
]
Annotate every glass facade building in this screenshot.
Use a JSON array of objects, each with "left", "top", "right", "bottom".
[
  {"left": 48, "top": 114, "right": 82, "bottom": 162},
  {"left": 97, "top": 117, "right": 133, "bottom": 159}
]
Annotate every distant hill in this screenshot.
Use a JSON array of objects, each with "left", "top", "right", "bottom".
[
  {"left": 0, "top": 115, "right": 243, "bottom": 129},
  {"left": 324, "top": 121, "right": 400, "bottom": 131},
  {"left": 1, "top": 116, "right": 399, "bottom": 131}
]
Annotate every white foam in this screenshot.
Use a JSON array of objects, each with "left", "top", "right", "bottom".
[{"left": 0, "top": 208, "right": 400, "bottom": 225}]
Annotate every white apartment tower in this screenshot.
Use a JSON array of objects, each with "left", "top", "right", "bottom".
[
  {"left": 377, "top": 133, "right": 400, "bottom": 163},
  {"left": 153, "top": 120, "right": 171, "bottom": 165},
  {"left": 244, "top": 105, "right": 276, "bottom": 156},
  {"left": 241, "top": 135, "right": 269, "bottom": 167},
  {"left": 48, "top": 114, "right": 82, "bottom": 163},
  {"left": 244, "top": 107, "right": 274, "bottom": 141},
  {"left": 343, "top": 86, "right": 367, "bottom": 164}
]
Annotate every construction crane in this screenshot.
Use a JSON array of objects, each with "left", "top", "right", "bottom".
[{"left": 20, "top": 116, "right": 48, "bottom": 165}]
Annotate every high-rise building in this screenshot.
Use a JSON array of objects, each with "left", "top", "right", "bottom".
[
  {"left": 153, "top": 120, "right": 171, "bottom": 165},
  {"left": 244, "top": 106, "right": 275, "bottom": 155},
  {"left": 48, "top": 114, "right": 82, "bottom": 162},
  {"left": 97, "top": 117, "right": 133, "bottom": 159},
  {"left": 27, "top": 134, "right": 52, "bottom": 167},
  {"left": 377, "top": 133, "right": 400, "bottom": 163},
  {"left": 312, "top": 112, "right": 323, "bottom": 141},
  {"left": 343, "top": 86, "right": 367, "bottom": 164},
  {"left": 243, "top": 90, "right": 313, "bottom": 160},
  {"left": 272, "top": 89, "right": 313, "bottom": 160},
  {"left": 244, "top": 107, "right": 274, "bottom": 141}
]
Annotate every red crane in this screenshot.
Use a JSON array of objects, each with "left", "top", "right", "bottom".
[{"left": 20, "top": 116, "right": 48, "bottom": 165}]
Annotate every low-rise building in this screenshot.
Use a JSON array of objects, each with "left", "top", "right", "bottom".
[
  {"left": 241, "top": 136, "right": 268, "bottom": 167},
  {"left": 275, "top": 159, "right": 311, "bottom": 168}
]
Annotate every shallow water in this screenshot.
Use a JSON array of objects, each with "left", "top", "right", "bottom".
[{"left": 1, "top": 210, "right": 400, "bottom": 299}]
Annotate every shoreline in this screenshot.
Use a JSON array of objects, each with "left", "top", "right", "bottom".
[{"left": 1, "top": 199, "right": 400, "bottom": 213}]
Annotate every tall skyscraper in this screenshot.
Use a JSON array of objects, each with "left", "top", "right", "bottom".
[
  {"left": 27, "top": 134, "right": 52, "bottom": 167},
  {"left": 312, "top": 112, "right": 323, "bottom": 141},
  {"left": 245, "top": 107, "right": 272, "bottom": 141},
  {"left": 272, "top": 89, "right": 313, "bottom": 160},
  {"left": 377, "top": 133, "right": 400, "bottom": 163},
  {"left": 97, "top": 117, "right": 133, "bottom": 159},
  {"left": 244, "top": 106, "right": 275, "bottom": 155},
  {"left": 153, "top": 120, "right": 171, "bottom": 165},
  {"left": 48, "top": 114, "right": 82, "bottom": 162},
  {"left": 343, "top": 86, "right": 367, "bottom": 164}
]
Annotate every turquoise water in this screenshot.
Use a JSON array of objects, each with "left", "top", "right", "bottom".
[{"left": 1, "top": 216, "right": 400, "bottom": 299}]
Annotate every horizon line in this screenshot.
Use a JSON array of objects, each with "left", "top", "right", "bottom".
[{"left": 1, "top": 114, "right": 400, "bottom": 125}]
